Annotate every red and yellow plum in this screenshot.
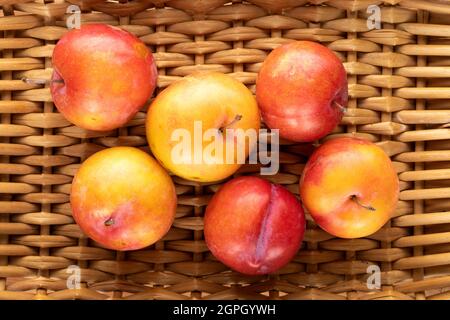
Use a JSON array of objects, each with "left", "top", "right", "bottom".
[
  {"left": 70, "top": 147, "right": 176, "bottom": 251},
  {"left": 256, "top": 41, "right": 348, "bottom": 142},
  {"left": 51, "top": 24, "right": 157, "bottom": 131},
  {"left": 300, "top": 137, "right": 399, "bottom": 238},
  {"left": 204, "top": 176, "right": 305, "bottom": 275}
]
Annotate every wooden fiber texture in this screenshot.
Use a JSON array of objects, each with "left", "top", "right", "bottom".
[{"left": 1, "top": 0, "right": 450, "bottom": 300}]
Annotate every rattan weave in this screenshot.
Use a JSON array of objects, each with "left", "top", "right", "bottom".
[{"left": 1, "top": 0, "right": 450, "bottom": 300}]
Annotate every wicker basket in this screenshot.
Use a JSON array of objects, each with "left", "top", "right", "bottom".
[{"left": 1, "top": 0, "right": 450, "bottom": 300}]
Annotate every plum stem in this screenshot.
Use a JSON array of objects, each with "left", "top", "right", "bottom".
[
  {"left": 351, "top": 195, "right": 377, "bottom": 211},
  {"left": 351, "top": 195, "right": 376, "bottom": 211},
  {"left": 219, "top": 114, "right": 242, "bottom": 133},
  {"left": 104, "top": 218, "right": 114, "bottom": 226},
  {"left": 333, "top": 101, "right": 347, "bottom": 114},
  {"left": 21, "top": 77, "right": 64, "bottom": 85}
]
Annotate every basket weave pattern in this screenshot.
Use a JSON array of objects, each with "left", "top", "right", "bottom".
[{"left": 1, "top": 0, "right": 450, "bottom": 300}]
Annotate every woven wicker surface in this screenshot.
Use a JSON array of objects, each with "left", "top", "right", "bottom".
[{"left": 1, "top": 0, "right": 450, "bottom": 300}]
